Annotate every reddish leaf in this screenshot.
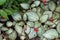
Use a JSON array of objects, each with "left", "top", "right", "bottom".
[
  {"left": 34, "top": 28, "right": 38, "bottom": 32},
  {"left": 42, "top": 0, "right": 46, "bottom": 4},
  {"left": 48, "top": 18, "right": 54, "bottom": 22}
]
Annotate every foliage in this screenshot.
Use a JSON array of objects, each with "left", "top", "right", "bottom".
[{"left": 0, "top": 0, "right": 29, "bottom": 19}]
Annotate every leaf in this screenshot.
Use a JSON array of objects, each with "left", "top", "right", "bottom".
[
  {"left": 0, "top": 10, "right": 8, "bottom": 19},
  {"left": 43, "top": 29, "right": 58, "bottom": 39},
  {"left": 12, "top": 5, "right": 19, "bottom": 10},
  {"left": 34, "top": 1, "right": 40, "bottom": 6},
  {"left": 37, "top": 27, "right": 45, "bottom": 37},
  {"left": 17, "top": 0, "right": 28, "bottom": 3},
  {"left": 9, "top": 31, "right": 17, "bottom": 40},
  {"left": 52, "top": 12, "right": 60, "bottom": 19},
  {"left": 23, "top": 14, "right": 27, "bottom": 21},
  {"left": 57, "top": 23, "right": 60, "bottom": 34},
  {"left": 41, "top": 3, "right": 49, "bottom": 11},
  {"left": 4, "top": 0, "right": 14, "bottom": 8},
  {"left": 15, "top": 24, "right": 22, "bottom": 34},
  {"left": 27, "top": 21, "right": 34, "bottom": 27},
  {"left": 0, "top": 0, "right": 6, "bottom": 5},
  {"left": 23, "top": 0, "right": 29, "bottom": 3},
  {"left": 48, "top": 1, "right": 56, "bottom": 11},
  {"left": 55, "top": 5, "right": 60, "bottom": 12},
  {"left": 4, "top": 9, "right": 14, "bottom": 15},
  {"left": 26, "top": 11, "right": 39, "bottom": 21},
  {"left": 43, "top": 11, "right": 52, "bottom": 18},
  {"left": 40, "top": 15, "right": 48, "bottom": 23},
  {"left": 34, "top": 21, "right": 41, "bottom": 28},
  {"left": 20, "top": 3, "right": 30, "bottom": 9}
]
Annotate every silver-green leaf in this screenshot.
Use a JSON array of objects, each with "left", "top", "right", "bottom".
[{"left": 48, "top": 1, "right": 56, "bottom": 11}]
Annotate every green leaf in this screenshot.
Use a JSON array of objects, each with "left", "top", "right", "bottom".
[
  {"left": 0, "top": 10, "right": 8, "bottom": 19},
  {"left": 0, "top": 0, "right": 6, "bottom": 5},
  {"left": 23, "top": 0, "right": 29, "bottom": 3},
  {"left": 41, "top": 3, "right": 49, "bottom": 11},
  {"left": 57, "top": 23, "right": 60, "bottom": 34},
  {"left": 55, "top": 5, "right": 60, "bottom": 12},
  {"left": 4, "top": 9, "right": 14, "bottom": 15},
  {"left": 17, "top": 0, "right": 28, "bottom": 3},
  {"left": 48, "top": 1, "right": 56, "bottom": 11},
  {"left": 12, "top": 5, "right": 19, "bottom": 10}
]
